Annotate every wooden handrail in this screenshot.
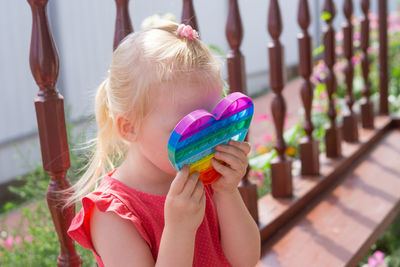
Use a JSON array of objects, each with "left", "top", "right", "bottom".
[
  {"left": 27, "top": 0, "right": 82, "bottom": 266},
  {"left": 113, "top": 0, "right": 133, "bottom": 51},
  {"left": 379, "top": 0, "right": 389, "bottom": 114},
  {"left": 181, "top": 0, "right": 199, "bottom": 32},
  {"left": 360, "top": 0, "right": 375, "bottom": 128},
  {"left": 298, "top": 0, "right": 320, "bottom": 176},
  {"left": 342, "top": 0, "right": 359, "bottom": 142},
  {"left": 322, "top": 0, "right": 342, "bottom": 158},
  {"left": 226, "top": 0, "right": 259, "bottom": 223},
  {"left": 267, "top": 0, "right": 293, "bottom": 198}
]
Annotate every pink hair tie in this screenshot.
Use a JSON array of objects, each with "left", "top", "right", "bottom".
[{"left": 176, "top": 24, "right": 199, "bottom": 40}]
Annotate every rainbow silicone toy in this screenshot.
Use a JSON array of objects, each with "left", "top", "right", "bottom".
[{"left": 167, "top": 92, "right": 254, "bottom": 184}]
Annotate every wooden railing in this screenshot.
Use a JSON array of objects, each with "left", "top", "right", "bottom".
[{"left": 26, "top": 0, "right": 391, "bottom": 266}]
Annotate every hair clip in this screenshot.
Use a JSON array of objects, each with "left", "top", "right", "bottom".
[{"left": 176, "top": 24, "right": 199, "bottom": 40}]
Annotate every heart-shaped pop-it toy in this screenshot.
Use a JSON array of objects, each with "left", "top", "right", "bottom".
[{"left": 167, "top": 92, "right": 254, "bottom": 184}]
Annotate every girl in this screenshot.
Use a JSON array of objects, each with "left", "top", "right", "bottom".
[{"left": 66, "top": 22, "right": 260, "bottom": 267}]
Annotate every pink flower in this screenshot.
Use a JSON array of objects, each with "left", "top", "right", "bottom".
[
  {"left": 14, "top": 236, "right": 22, "bottom": 245},
  {"left": 5, "top": 236, "right": 13, "bottom": 248},
  {"left": 368, "top": 251, "right": 386, "bottom": 267},
  {"left": 354, "top": 32, "right": 361, "bottom": 41},
  {"left": 263, "top": 133, "right": 272, "bottom": 142},
  {"left": 352, "top": 55, "right": 361, "bottom": 65}
]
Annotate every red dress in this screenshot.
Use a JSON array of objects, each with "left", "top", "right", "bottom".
[{"left": 67, "top": 170, "right": 231, "bottom": 267}]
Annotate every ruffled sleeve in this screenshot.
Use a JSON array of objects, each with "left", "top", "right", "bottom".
[{"left": 67, "top": 191, "right": 152, "bottom": 256}]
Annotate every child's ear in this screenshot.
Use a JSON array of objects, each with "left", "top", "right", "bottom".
[{"left": 116, "top": 115, "right": 136, "bottom": 142}]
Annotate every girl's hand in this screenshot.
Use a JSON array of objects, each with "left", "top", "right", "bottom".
[
  {"left": 210, "top": 140, "right": 251, "bottom": 195},
  {"left": 164, "top": 165, "right": 206, "bottom": 233}
]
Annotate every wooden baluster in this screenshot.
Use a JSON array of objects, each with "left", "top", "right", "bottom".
[
  {"left": 113, "top": 0, "right": 133, "bottom": 51},
  {"left": 181, "top": 0, "right": 199, "bottom": 32},
  {"left": 342, "top": 0, "right": 359, "bottom": 142},
  {"left": 27, "top": 1, "right": 82, "bottom": 266},
  {"left": 226, "top": 0, "right": 258, "bottom": 222},
  {"left": 322, "top": 0, "right": 342, "bottom": 158},
  {"left": 360, "top": 0, "right": 374, "bottom": 128},
  {"left": 379, "top": 0, "right": 389, "bottom": 115},
  {"left": 298, "top": 0, "right": 320, "bottom": 175},
  {"left": 267, "top": 0, "right": 292, "bottom": 198}
]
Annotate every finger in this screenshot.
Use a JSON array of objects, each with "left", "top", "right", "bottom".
[
  {"left": 215, "top": 143, "right": 247, "bottom": 163},
  {"left": 211, "top": 158, "right": 235, "bottom": 177},
  {"left": 168, "top": 165, "right": 190, "bottom": 195},
  {"left": 191, "top": 179, "right": 204, "bottom": 202},
  {"left": 228, "top": 140, "right": 251, "bottom": 155},
  {"left": 214, "top": 150, "right": 245, "bottom": 170},
  {"left": 182, "top": 171, "right": 200, "bottom": 197},
  {"left": 199, "top": 187, "right": 206, "bottom": 205}
]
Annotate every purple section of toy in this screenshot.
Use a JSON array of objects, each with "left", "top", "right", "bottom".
[
  {"left": 175, "top": 93, "right": 250, "bottom": 135},
  {"left": 174, "top": 110, "right": 213, "bottom": 136},
  {"left": 178, "top": 103, "right": 252, "bottom": 141},
  {"left": 174, "top": 96, "right": 252, "bottom": 142}
]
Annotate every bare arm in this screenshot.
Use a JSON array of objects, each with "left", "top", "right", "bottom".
[
  {"left": 90, "top": 206, "right": 154, "bottom": 267},
  {"left": 212, "top": 189, "right": 260, "bottom": 267},
  {"left": 210, "top": 140, "right": 261, "bottom": 267}
]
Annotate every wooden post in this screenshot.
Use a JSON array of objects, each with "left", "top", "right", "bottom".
[
  {"left": 323, "top": 0, "right": 342, "bottom": 158},
  {"left": 378, "top": 0, "right": 389, "bottom": 115},
  {"left": 342, "top": 0, "right": 359, "bottom": 142},
  {"left": 360, "top": 0, "right": 375, "bottom": 128},
  {"left": 113, "top": 0, "right": 133, "bottom": 51},
  {"left": 226, "top": 0, "right": 258, "bottom": 223},
  {"left": 27, "top": 0, "right": 82, "bottom": 266},
  {"left": 181, "top": 0, "right": 199, "bottom": 32},
  {"left": 267, "top": 0, "right": 292, "bottom": 198},
  {"left": 298, "top": 0, "right": 320, "bottom": 176}
]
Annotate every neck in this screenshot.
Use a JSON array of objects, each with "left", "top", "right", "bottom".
[{"left": 115, "top": 143, "right": 174, "bottom": 196}]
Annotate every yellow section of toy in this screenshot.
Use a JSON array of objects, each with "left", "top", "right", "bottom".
[{"left": 189, "top": 153, "right": 214, "bottom": 174}]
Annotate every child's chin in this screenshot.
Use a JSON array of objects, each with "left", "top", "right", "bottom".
[{"left": 162, "top": 165, "right": 178, "bottom": 177}]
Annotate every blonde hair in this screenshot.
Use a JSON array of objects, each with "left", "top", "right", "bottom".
[{"left": 61, "top": 22, "right": 223, "bottom": 209}]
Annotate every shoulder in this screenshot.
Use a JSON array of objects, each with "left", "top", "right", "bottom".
[
  {"left": 67, "top": 187, "right": 155, "bottom": 265},
  {"left": 90, "top": 204, "right": 155, "bottom": 267}
]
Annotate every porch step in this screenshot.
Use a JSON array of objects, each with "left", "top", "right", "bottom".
[{"left": 257, "top": 129, "right": 400, "bottom": 267}]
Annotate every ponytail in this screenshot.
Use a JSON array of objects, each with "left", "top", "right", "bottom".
[{"left": 62, "top": 78, "right": 123, "bottom": 210}]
